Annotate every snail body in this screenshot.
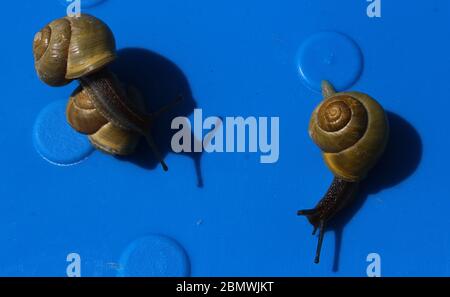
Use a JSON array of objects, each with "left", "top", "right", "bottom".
[
  {"left": 298, "top": 81, "right": 389, "bottom": 263},
  {"left": 33, "top": 14, "right": 176, "bottom": 171},
  {"left": 67, "top": 82, "right": 143, "bottom": 156}
]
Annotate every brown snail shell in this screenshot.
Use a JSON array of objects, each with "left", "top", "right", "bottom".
[
  {"left": 33, "top": 14, "right": 116, "bottom": 86},
  {"left": 309, "top": 82, "right": 389, "bottom": 182},
  {"left": 298, "top": 81, "right": 389, "bottom": 264},
  {"left": 66, "top": 85, "right": 108, "bottom": 134},
  {"left": 66, "top": 85, "right": 145, "bottom": 156},
  {"left": 89, "top": 123, "right": 140, "bottom": 156},
  {"left": 34, "top": 14, "right": 171, "bottom": 171}
]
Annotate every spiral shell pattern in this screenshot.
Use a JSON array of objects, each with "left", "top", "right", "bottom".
[
  {"left": 309, "top": 92, "right": 389, "bottom": 181},
  {"left": 66, "top": 85, "right": 145, "bottom": 156},
  {"left": 33, "top": 14, "right": 116, "bottom": 86},
  {"left": 311, "top": 95, "right": 368, "bottom": 153},
  {"left": 33, "top": 19, "right": 72, "bottom": 86}
]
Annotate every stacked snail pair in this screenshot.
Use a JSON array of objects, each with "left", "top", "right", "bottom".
[
  {"left": 32, "top": 14, "right": 389, "bottom": 264},
  {"left": 33, "top": 14, "right": 170, "bottom": 171}
]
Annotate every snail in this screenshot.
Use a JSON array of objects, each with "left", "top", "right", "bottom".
[
  {"left": 297, "top": 81, "right": 389, "bottom": 264},
  {"left": 32, "top": 14, "right": 179, "bottom": 171}
]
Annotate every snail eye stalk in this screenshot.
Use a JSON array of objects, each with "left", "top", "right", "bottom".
[
  {"left": 299, "top": 80, "right": 388, "bottom": 264},
  {"left": 32, "top": 14, "right": 171, "bottom": 171},
  {"left": 314, "top": 220, "right": 326, "bottom": 264}
]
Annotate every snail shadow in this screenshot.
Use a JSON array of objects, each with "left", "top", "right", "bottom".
[
  {"left": 110, "top": 48, "right": 204, "bottom": 187},
  {"left": 329, "top": 111, "right": 422, "bottom": 272}
]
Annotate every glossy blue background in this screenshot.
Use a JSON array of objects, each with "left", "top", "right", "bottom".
[{"left": 0, "top": 0, "right": 447, "bottom": 276}]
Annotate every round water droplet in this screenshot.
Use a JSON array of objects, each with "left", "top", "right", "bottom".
[
  {"left": 297, "top": 32, "right": 363, "bottom": 92},
  {"left": 118, "top": 235, "right": 190, "bottom": 277},
  {"left": 33, "top": 100, "right": 94, "bottom": 166}
]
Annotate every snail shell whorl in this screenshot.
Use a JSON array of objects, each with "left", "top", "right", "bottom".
[
  {"left": 66, "top": 85, "right": 108, "bottom": 134},
  {"left": 33, "top": 14, "right": 116, "bottom": 86},
  {"left": 88, "top": 123, "right": 140, "bottom": 156},
  {"left": 310, "top": 95, "right": 368, "bottom": 153},
  {"left": 309, "top": 92, "right": 389, "bottom": 182},
  {"left": 33, "top": 19, "right": 72, "bottom": 86},
  {"left": 66, "top": 85, "right": 145, "bottom": 156}
]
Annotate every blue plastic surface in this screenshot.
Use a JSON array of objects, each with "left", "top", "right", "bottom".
[
  {"left": 0, "top": 0, "right": 448, "bottom": 276},
  {"left": 117, "top": 235, "right": 190, "bottom": 277}
]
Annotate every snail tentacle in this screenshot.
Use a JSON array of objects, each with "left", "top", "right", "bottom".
[
  {"left": 148, "top": 94, "right": 184, "bottom": 120},
  {"left": 33, "top": 14, "right": 171, "bottom": 171},
  {"left": 145, "top": 134, "right": 168, "bottom": 172},
  {"left": 314, "top": 220, "right": 326, "bottom": 264},
  {"left": 300, "top": 81, "right": 388, "bottom": 263},
  {"left": 298, "top": 177, "right": 359, "bottom": 263}
]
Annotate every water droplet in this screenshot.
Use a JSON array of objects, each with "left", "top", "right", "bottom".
[{"left": 297, "top": 32, "right": 363, "bottom": 92}]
